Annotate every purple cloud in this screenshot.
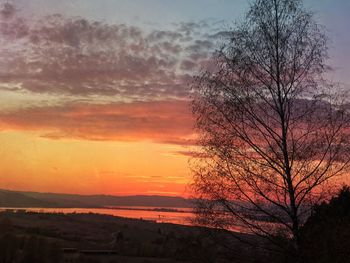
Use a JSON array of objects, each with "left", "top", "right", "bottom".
[{"left": 0, "top": 3, "right": 220, "bottom": 100}]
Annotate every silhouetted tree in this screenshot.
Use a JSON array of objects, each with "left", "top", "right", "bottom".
[
  {"left": 191, "top": 0, "right": 350, "bottom": 261},
  {"left": 300, "top": 186, "right": 350, "bottom": 263}
]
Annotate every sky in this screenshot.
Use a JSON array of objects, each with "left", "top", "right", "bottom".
[{"left": 0, "top": 0, "right": 349, "bottom": 196}]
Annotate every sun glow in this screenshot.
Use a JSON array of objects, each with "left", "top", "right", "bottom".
[{"left": 0, "top": 131, "right": 191, "bottom": 196}]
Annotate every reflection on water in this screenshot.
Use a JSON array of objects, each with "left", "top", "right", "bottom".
[{"left": 0, "top": 206, "right": 195, "bottom": 225}]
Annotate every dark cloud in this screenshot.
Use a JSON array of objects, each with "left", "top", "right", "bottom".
[
  {"left": 180, "top": 60, "right": 197, "bottom": 71},
  {"left": 208, "top": 30, "right": 232, "bottom": 40},
  {"left": 0, "top": 2, "right": 16, "bottom": 19},
  {"left": 0, "top": 3, "right": 219, "bottom": 100},
  {"left": 147, "top": 30, "right": 183, "bottom": 42},
  {"left": 173, "top": 150, "right": 210, "bottom": 158}
]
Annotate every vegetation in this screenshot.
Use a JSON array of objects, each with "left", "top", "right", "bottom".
[
  {"left": 0, "top": 229, "right": 62, "bottom": 263},
  {"left": 1, "top": 189, "right": 350, "bottom": 263},
  {"left": 192, "top": 0, "right": 350, "bottom": 261},
  {"left": 300, "top": 186, "right": 350, "bottom": 263},
  {"left": 0, "top": 211, "right": 241, "bottom": 263}
]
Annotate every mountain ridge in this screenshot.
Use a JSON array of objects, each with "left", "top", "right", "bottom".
[{"left": 0, "top": 188, "right": 192, "bottom": 208}]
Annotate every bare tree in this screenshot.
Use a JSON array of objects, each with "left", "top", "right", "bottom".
[{"left": 191, "top": 0, "right": 350, "bottom": 260}]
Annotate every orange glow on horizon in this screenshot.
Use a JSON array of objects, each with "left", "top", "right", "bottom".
[
  {"left": 0, "top": 131, "right": 192, "bottom": 197},
  {"left": 1, "top": 0, "right": 348, "bottom": 200}
]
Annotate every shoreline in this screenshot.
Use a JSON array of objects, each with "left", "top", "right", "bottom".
[{"left": 0, "top": 206, "right": 195, "bottom": 226}]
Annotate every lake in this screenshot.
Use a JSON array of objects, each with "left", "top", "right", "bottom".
[{"left": 0, "top": 206, "right": 195, "bottom": 226}]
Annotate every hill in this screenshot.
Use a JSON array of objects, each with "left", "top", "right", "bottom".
[{"left": 0, "top": 189, "right": 192, "bottom": 208}]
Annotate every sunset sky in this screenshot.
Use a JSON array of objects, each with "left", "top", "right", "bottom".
[{"left": 0, "top": 0, "right": 349, "bottom": 196}]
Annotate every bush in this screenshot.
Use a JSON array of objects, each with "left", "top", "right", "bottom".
[{"left": 300, "top": 186, "right": 350, "bottom": 263}]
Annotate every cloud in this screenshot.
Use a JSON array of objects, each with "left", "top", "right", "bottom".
[
  {"left": 0, "top": 100, "right": 195, "bottom": 145},
  {"left": 172, "top": 150, "right": 210, "bottom": 158},
  {"left": 0, "top": 3, "right": 220, "bottom": 100},
  {"left": 0, "top": 3, "right": 228, "bottom": 145},
  {"left": 0, "top": 3, "right": 16, "bottom": 20}
]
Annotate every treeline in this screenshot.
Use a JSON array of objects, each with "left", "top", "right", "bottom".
[{"left": 258, "top": 186, "right": 350, "bottom": 263}]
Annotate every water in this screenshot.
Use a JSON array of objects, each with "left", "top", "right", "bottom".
[{"left": 0, "top": 206, "right": 195, "bottom": 225}]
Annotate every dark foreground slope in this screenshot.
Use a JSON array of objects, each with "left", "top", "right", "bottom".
[{"left": 0, "top": 210, "right": 268, "bottom": 263}]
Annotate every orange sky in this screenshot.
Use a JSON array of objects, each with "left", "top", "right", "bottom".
[
  {"left": 0, "top": 131, "right": 193, "bottom": 196},
  {"left": 0, "top": 2, "right": 204, "bottom": 196},
  {"left": 0, "top": 1, "right": 349, "bottom": 196}
]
